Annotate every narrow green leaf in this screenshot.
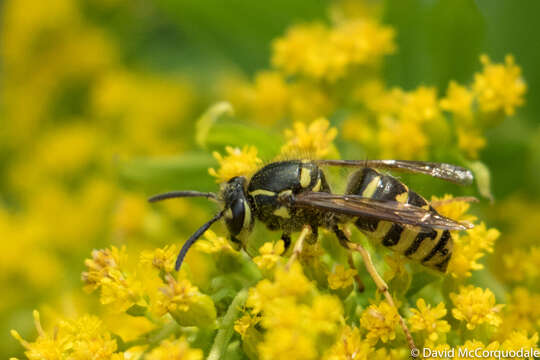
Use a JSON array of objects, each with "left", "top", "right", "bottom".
[{"left": 196, "top": 102, "right": 235, "bottom": 148}]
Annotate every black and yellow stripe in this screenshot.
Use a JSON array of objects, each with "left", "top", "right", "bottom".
[{"left": 347, "top": 168, "right": 453, "bottom": 272}]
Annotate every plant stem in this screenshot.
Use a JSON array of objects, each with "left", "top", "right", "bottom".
[{"left": 207, "top": 288, "right": 248, "bottom": 360}]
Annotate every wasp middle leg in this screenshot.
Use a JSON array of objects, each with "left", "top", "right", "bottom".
[{"left": 333, "top": 225, "right": 417, "bottom": 354}]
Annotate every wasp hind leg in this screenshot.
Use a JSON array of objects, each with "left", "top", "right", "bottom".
[{"left": 333, "top": 226, "right": 417, "bottom": 354}]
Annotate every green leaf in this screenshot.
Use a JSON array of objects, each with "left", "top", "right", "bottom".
[
  {"left": 118, "top": 152, "right": 217, "bottom": 192},
  {"left": 405, "top": 270, "right": 441, "bottom": 298},
  {"left": 206, "top": 122, "right": 283, "bottom": 159},
  {"left": 196, "top": 101, "right": 235, "bottom": 148},
  {"left": 467, "top": 160, "right": 494, "bottom": 202}
]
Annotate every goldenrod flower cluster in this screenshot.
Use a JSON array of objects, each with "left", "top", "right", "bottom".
[{"left": 4, "top": 0, "right": 538, "bottom": 359}]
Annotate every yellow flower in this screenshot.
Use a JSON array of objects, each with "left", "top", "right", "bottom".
[
  {"left": 249, "top": 71, "right": 290, "bottom": 124},
  {"left": 288, "top": 81, "right": 334, "bottom": 121},
  {"left": 377, "top": 116, "right": 428, "bottom": 159},
  {"left": 431, "top": 194, "right": 477, "bottom": 223},
  {"left": 82, "top": 247, "right": 143, "bottom": 312},
  {"left": 281, "top": 118, "right": 338, "bottom": 158},
  {"left": 11, "top": 311, "right": 123, "bottom": 360},
  {"left": 450, "top": 285, "right": 504, "bottom": 330},
  {"left": 440, "top": 81, "right": 474, "bottom": 121},
  {"left": 502, "top": 246, "right": 540, "bottom": 283},
  {"left": 408, "top": 298, "right": 451, "bottom": 345},
  {"left": 328, "top": 265, "right": 356, "bottom": 290},
  {"left": 253, "top": 240, "right": 285, "bottom": 272},
  {"left": 146, "top": 338, "right": 203, "bottom": 360},
  {"left": 195, "top": 229, "right": 236, "bottom": 254},
  {"left": 155, "top": 275, "right": 216, "bottom": 327},
  {"left": 473, "top": 54, "right": 526, "bottom": 117},
  {"left": 324, "top": 325, "right": 373, "bottom": 360},
  {"left": 359, "top": 301, "right": 400, "bottom": 344},
  {"left": 140, "top": 244, "right": 178, "bottom": 273},
  {"left": 383, "top": 253, "right": 408, "bottom": 281},
  {"left": 400, "top": 86, "right": 441, "bottom": 124},
  {"left": 258, "top": 327, "right": 317, "bottom": 360},
  {"left": 247, "top": 262, "right": 313, "bottom": 315},
  {"left": 234, "top": 313, "right": 260, "bottom": 339},
  {"left": 208, "top": 145, "right": 262, "bottom": 183},
  {"left": 272, "top": 20, "right": 394, "bottom": 82},
  {"left": 447, "top": 222, "right": 500, "bottom": 278},
  {"left": 501, "top": 330, "right": 539, "bottom": 354},
  {"left": 81, "top": 246, "right": 125, "bottom": 292},
  {"left": 497, "top": 287, "right": 540, "bottom": 337},
  {"left": 457, "top": 126, "right": 487, "bottom": 159},
  {"left": 247, "top": 263, "right": 342, "bottom": 359}
]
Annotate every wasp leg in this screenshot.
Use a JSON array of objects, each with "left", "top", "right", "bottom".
[
  {"left": 306, "top": 225, "right": 319, "bottom": 244},
  {"left": 333, "top": 226, "right": 417, "bottom": 354},
  {"left": 286, "top": 225, "right": 311, "bottom": 270},
  {"left": 347, "top": 252, "right": 365, "bottom": 292},
  {"left": 281, "top": 233, "right": 292, "bottom": 254}
]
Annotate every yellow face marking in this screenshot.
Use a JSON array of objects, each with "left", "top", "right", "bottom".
[
  {"left": 242, "top": 200, "right": 252, "bottom": 229},
  {"left": 312, "top": 178, "right": 322, "bottom": 192},
  {"left": 395, "top": 192, "right": 409, "bottom": 204},
  {"left": 300, "top": 168, "right": 311, "bottom": 188},
  {"left": 362, "top": 176, "right": 380, "bottom": 198},
  {"left": 273, "top": 206, "right": 291, "bottom": 219},
  {"left": 249, "top": 189, "right": 276, "bottom": 197}
]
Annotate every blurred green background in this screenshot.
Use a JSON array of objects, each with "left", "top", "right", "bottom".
[{"left": 2, "top": 0, "right": 540, "bottom": 357}]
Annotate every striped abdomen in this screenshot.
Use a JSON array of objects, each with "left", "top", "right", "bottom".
[{"left": 346, "top": 168, "right": 453, "bottom": 272}]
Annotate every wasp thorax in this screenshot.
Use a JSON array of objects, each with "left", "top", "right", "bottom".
[{"left": 221, "top": 177, "right": 254, "bottom": 250}]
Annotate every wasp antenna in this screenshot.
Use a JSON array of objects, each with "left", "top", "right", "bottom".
[
  {"left": 148, "top": 191, "right": 217, "bottom": 203},
  {"left": 175, "top": 210, "right": 225, "bottom": 271}
]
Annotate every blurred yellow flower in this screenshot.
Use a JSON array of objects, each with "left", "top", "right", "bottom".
[
  {"left": 440, "top": 81, "right": 474, "bottom": 121},
  {"left": 146, "top": 338, "right": 203, "bottom": 360},
  {"left": 457, "top": 127, "right": 487, "bottom": 159},
  {"left": 450, "top": 285, "right": 504, "bottom": 330},
  {"left": 401, "top": 86, "right": 441, "bottom": 124},
  {"left": 324, "top": 325, "right": 373, "bottom": 360},
  {"left": 377, "top": 116, "right": 428, "bottom": 159},
  {"left": 11, "top": 311, "right": 123, "bottom": 360},
  {"left": 272, "top": 20, "right": 394, "bottom": 82},
  {"left": 500, "top": 330, "right": 539, "bottom": 353},
  {"left": 140, "top": 244, "right": 178, "bottom": 274},
  {"left": 473, "top": 54, "right": 526, "bottom": 116},
  {"left": 282, "top": 118, "right": 338, "bottom": 158},
  {"left": 155, "top": 275, "right": 216, "bottom": 327},
  {"left": 253, "top": 240, "right": 285, "bottom": 272},
  {"left": 195, "top": 229, "right": 236, "bottom": 254},
  {"left": 497, "top": 287, "right": 540, "bottom": 337},
  {"left": 328, "top": 265, "right": 356, "bottom": 290},
  {"left": 209, "top": 145, "right": 262, "bottom": 183},
  {"left": 360, "top": 301, "right": 400, "bottom": 344}
]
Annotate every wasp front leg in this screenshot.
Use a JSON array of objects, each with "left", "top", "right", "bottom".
[{"left": 333, "top": 226, "right": 417, "bottom": 354}]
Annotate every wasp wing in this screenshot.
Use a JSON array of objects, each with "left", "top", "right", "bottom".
[
  {"left": 314, "top": 160, "right": 473, "bottom": 185},
  {"left": 292, "top": 192, "right": 472, "bottom": 230}
]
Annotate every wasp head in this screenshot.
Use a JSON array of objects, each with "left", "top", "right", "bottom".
[{"left": 220, "top": 176, "right": 254, "bottom": 250}]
